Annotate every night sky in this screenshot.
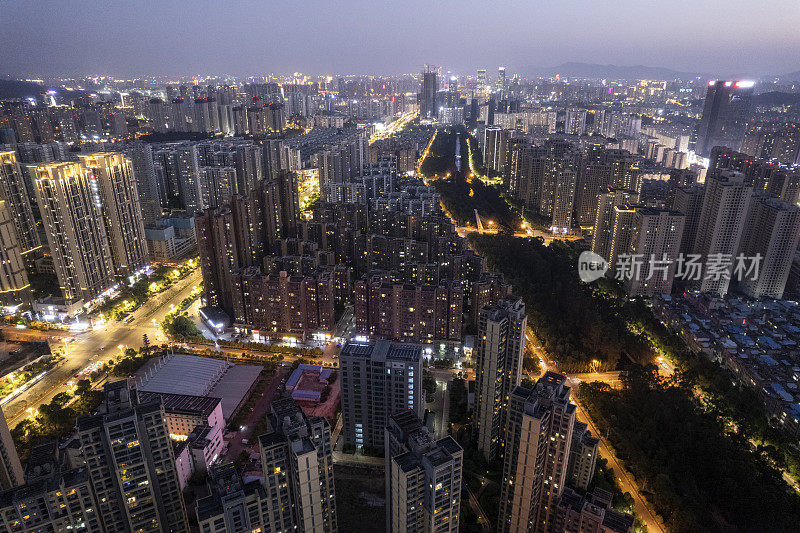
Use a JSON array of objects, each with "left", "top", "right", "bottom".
[{"left": 1, "top": 0, "right": 798, "bottom": 77}]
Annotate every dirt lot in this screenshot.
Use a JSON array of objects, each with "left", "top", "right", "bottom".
[{"left": 334, "top": 464, "right": 386, "bottom": 533}]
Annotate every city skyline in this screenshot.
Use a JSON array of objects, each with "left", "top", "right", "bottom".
[
  {"left": 2, "top": 12, "right": 800, "bottom": 530},
  {"left": 2, "top": 0, "right": 800, "bottom": 78}
]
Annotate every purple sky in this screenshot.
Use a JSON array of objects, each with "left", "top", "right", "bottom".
[{"left": 1, "top": 0, "right": 798, "bottom": 77}]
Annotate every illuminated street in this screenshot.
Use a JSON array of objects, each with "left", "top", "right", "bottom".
[{"left": 3, "top": 269, "right": 201, "bottom": 426}]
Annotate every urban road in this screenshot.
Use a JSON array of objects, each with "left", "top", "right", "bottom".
[
  {"left": 3, "top": 269, "right": 202, "bottom": 427},
  {"left": 527, "top": 332, "right": 668, "bottom": 533}
]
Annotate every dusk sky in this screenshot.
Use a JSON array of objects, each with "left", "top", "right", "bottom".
[{"left": 2, "top": 0, "right": 799, "bottom": 77}]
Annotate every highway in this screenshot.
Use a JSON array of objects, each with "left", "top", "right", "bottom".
[{"left": 4, "top": 269, "right": 202, "bottom": 426}]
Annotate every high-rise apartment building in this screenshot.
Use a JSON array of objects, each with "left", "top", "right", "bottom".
[
  {"left": 340, "top": 339, "right": 423, "bottom": 450},
  {"left": 475, "top": 296, "right": 526, "bottom": 461},
  {"left": 30, "top": 162, "right": 116, "bottom": 302},
  {"left": 483, "top": 126, "right": 509, "bottom": 175},
  {"left": 551, "top": 487, "right": 634, "bottom": 533},
  {"left": 385, "top": 411, "right": 463, "bottom": 533},
  {"left": 199, "top": 165, "right": 236, "bottom": 209},
  {"left": 624, "top": 207, "right": 685, "bottom": 297},
  {"left": 0, "top": 406, "right": 23, "bottom": 490},
  {"left": 566, "top": 422, "right": 599, "bottom": 491},
  {"left": 0, "top": 150, "right": 41, "bottom": 261},
  {"left": 231, "top": 268, "right": 335, "bottom": 338},
  {"left": 155, "top": 144, "right": 203, "bottom": 214},
  {"left": 497, "top": 66, "right": 507, "bottom": 95},
  {"left": 78, "top": 153, "right": 149, "bottom": 274},
  {"left": 539, "top": 147, "right": 580, "bottom": 230},
  {"left": 353, "top": 276, "right": 463, "bottom": 343},
  {"left": 738, "top": 195, "right": 800, "bottom": 299},
  {"left": 476, "top": 69, "right": 488, "bottom": 98},
  {"left": 257, "top": 398, "right": 337, "bottom": 532},
  {"left": 126, "top": 141, "right": 163, "bottom": 227},
  {"left": 575, "top": 148, "right": 612, "bottom": 228},
  {"left": 471, "top": 273, "right": 512, "bottom": 328},
  {"left": 196, "top": 206, "right": 247, "bottom": 318},
  {"left": 249, "top": 170, "right": 301, "bottom": 255},
  {"left": 0, "top": 441, "right": 102, "bottom": 531},
  {"left": 591, "top": 188, "right": 639, "bottom": 262},
  {"left": 564, "top": 108, "right": 587, "bottom": 136},
  {"left": 0, "top": 196, "right": 30, "bottom": 309},
  {"left": 693, "top": 170, "right": 753, "bottom": 296},
  {"left": 196, "top": 463, "right": 272, "bottom": 533},
  {"left": 608, "top": 204, "right": 638, "bottom": 272},
  {"left": 76, "top": 381, "right": 188, "bottom": 532},
  {"left": 696, "top": 80, "right": 755, "bottom": 156},
  {"left": 498, "top": 372, "right": 576, "bottom": 533},
  {"left": 671, "top": 184, "right": 704, "bottom": 255}
]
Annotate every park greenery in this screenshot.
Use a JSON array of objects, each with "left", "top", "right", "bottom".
[
  {"left": 2, "top": 315, "right": 56, "bottom": 331},
  {"left": 419, "top": 127, "right": 469, "bottom": 179},
  {"left": 434, "top": 179, "right": 522, "bottom": 232},
  {"left": 580, "top": 367, "right": 800, "bottom": 531},
  {"left": 467, "top": 232, "right": 800, "bottom": 528},
  {"left": 467, "top": 234, "right": 633, "bottom": 371},
  {"left": 99, "top": 258, "right": 198, "bottom": 322},
  {"left": 161, "top": 284, "right": 204, "bottom": 339},
  {"left": 162, "top": 313, "right": 203, "bottom": 339},
  {"left": 422, "top": 370, "right": 438, "bottom": 403}
]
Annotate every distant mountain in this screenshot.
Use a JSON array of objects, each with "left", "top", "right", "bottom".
[
  {"left": 0, "top": 79, "right": 45, "bottom": 99},
  {"left": 523, "top": 62, "right": 706, "bottom": 81},
  {"left": 752, "top": 91, "right": 800, "bottom": 107},
  {"left": 773, "top": 70, "right": 800, "bottom": 82}
]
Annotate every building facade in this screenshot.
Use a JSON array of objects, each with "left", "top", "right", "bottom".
[
  {"left": 498, "top": 373, "right": 577, "bottom": 533},
  {"left": 78, "top": 153, "right": 149, "bottom": 274},
  {"left": 475, "top": 297, "right": 526, "bottom": 461},
  {"left": 340, "top": 340, "right": 423, "bottom": 450},
  {"left": 30, "top": 162, "right": 116, "bottom": 302},
  {"left": 76, "top": 381, "right": 188, "bottom": 532},
  {"left": 385, "top": 411, "right": 463, "bottom": 533}
]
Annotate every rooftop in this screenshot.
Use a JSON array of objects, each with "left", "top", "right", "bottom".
[
  {"left": 340, "top": 338, "right": 423, "bottom": 363},
  {"left": 136, "top": 353, "right": 261, "bottom": 419},
  {"left": 136, "top": 390, "right": 221, "bottom": 418}
]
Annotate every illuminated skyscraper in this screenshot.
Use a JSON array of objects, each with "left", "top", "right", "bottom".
[
  {"left": 385, "top": 411, "right": 463, "bottom": 533},
  {"left": 483, "top": 126, "right": 508, "bottom": 175},
  {"left": 476, "top": 69, "right": 488, "bottom": 97},
  {"left": 0, "top": 150, "right": 41, "bottom": 260},
  {"left": 498, "top": 373, "right": 576, "bottom": 533},
  {"left": 498, "top": 66, "right": 507, "bottom": 95},
  {"left": 623, "top": 207, "right": 685, "bottom": 297},
  {"left": 696, "top": 80, "right": 754, "bottom": 156},
  {"left": 126, "top": 141, "right": 163, "bottom": 227},
  {"left": 475, "top": 296, "right": 526, "bottom": 461},
  {"left": 78, "top": 153, "right": 149, "bottom": 274},
  {"left": 420, "top": 69, "right": 438, "bottom": 118},
  {"left": 0, "top": 195, "right": 30, "bottom": 309},
  {"left": 30, "top": 161, "right": 115, "bottom": 302},
  {"left": 340, "top": 339, "right": 423, "bottom": 449},
  {"left": 592, "top": 188, "right": 637, "bottom": 261},
  {"left": 76, "top": 381, "right": 189, "bottom": 532},
  {"left": 693, "top": 170, "right": 753, "bottom": 296},
  {"left": 739, "top": 195, "right": 800, "bottom": 299}
]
